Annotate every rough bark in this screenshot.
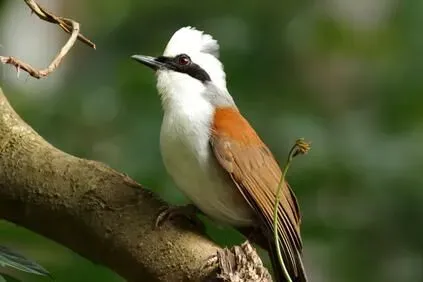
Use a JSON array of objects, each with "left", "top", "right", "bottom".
[
  {"left": 0, "top": 87, "right": 271, "bottom": 282},
  {"left": 0, "top": 87, "right": 219, "bottom": 281}
]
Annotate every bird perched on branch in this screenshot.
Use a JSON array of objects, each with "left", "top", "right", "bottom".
[{"left": 132, "top": 26, "right": 307, "bottom": 282}]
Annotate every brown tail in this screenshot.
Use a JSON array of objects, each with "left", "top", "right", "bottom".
[
  {"left": 238, "top": 226, "right": 307, "bottom": 282},
  {"left": 267, "top": 239, "right": 307, "bottom": 282}
]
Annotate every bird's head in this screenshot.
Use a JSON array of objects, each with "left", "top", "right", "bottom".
[{"left": 132, "top": 27, "right": 234, "bottom": 110}]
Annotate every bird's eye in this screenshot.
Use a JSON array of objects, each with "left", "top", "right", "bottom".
[{"left": 178, "top": 55, "right": 190, "bottom": 65}]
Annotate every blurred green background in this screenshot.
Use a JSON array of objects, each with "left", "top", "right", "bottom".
[{"left": 1, "top": 0, "right": 423, "bottom": 281}]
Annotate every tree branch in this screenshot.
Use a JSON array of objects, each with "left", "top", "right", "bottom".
[
  {"left": 0, "top": 0, "right": 95, "bottom": 79},
  {"left": 0, "top": 87, "right": 272, "bottom": 282},
  {"left": 0, "top": 87, "right": 219, "bottom": 281},
  {"left": 23, "top": 0, "right": 95, "bottom": 48}
]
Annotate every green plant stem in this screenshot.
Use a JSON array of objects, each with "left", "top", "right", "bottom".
[{"left": 273, "top": 144, "right": 298, "bottom": 282}]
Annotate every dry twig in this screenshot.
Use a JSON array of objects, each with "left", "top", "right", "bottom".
[{"left": 0, "top": 0, "right": 96, "bottom": 79}]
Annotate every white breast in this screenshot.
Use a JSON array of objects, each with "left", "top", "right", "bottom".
[{"left": 159, "top": 95, "right": 254, "bottom": 226}]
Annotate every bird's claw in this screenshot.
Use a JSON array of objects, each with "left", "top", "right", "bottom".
[{"left": 155, "top": 204, "right": 203, "bottom": 229}]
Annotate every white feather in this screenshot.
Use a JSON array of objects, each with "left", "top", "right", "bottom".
[{"left": 163, "top": 26, "right": 219, "bottom": 58}]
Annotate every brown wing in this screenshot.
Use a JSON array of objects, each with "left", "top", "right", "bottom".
[{"left": 210, "top": 107, "right": 304, "bottom": 280}]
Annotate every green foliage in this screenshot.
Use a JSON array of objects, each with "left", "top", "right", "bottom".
[
  {"left": 0, "top": 246, "right": 49, "bottom": 277},
  {"left": 0, "top": 274, "right": 21, "bottom": 282}
]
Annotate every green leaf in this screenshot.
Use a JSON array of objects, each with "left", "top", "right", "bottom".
[
  {"left": 0, "top": 246, "right": 49, "bottom": 276},
  {"left": 0, "top": 273, "right": 21, "bottom": 282}
]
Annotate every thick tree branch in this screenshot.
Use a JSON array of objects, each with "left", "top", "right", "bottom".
[
  {"left": 0, "top": 87, "right": 219, "bottom": 281},
  {"left": 0, "top": 88, "right": 272, "bottom": 282}
]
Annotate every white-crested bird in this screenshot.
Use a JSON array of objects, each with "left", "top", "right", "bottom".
[{"left": 132, "top": 26, "right": 307, "bottom": 282}]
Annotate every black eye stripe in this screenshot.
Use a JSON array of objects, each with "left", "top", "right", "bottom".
[{"left": 156, "top": 54, "right": 211, "bottom": 83}]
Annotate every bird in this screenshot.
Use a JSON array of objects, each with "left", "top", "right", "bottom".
[{"left": 132, "top": 26, "right": 307, "bottom": 282}]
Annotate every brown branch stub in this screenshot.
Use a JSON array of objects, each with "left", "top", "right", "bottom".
[
  {"left": 0, "top": 0, "right": 95, "bottom": 79},
  {"left": 214, "top": 241, "right": 272, "bottom": 282}
]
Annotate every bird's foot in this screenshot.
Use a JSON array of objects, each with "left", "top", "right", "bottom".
[{"left": 155, "top": 204, "right": 203, "bottom": 229}]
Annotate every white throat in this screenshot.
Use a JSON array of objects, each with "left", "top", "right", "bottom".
[{"left": 156, "top": 70, "right": 207, "bottom": 112}]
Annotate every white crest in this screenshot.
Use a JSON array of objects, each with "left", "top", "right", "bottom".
[
  {"left": 163, "top": 26, "right": 220, "bottom": 58},
  {"left": 157, "top": 27, "right": 232, "bottom": 112}
]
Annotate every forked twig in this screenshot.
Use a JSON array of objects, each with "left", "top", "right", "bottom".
[
  {"left": 23, "top": 0, "right": 95, "bottom": 48},
  {"left": 0, "top": 0, "right": 96, "bottom": 79}
]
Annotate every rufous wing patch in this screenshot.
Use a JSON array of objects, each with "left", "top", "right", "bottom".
[
  {"left": 212, "top": 107, "right": 262, "bottom": 146},
  {"left": 210, "top": 106, "right": 306, "bottom": 281}
]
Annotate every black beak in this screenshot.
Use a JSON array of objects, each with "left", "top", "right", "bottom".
[{"left": 131, "top": 55, "right": 165, "bottom": 71}]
